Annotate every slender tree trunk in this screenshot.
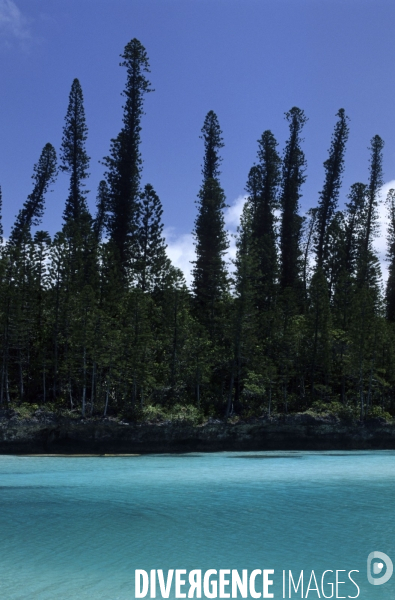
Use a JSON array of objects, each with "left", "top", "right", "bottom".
[
  {"left": 18, "top": 350, "right": 24, "bottom": 403},
  {"left": 43, "top": 361, "right": 46, "bottom": 404},
  {"left": 225, "top": 361, "right": 235, "bottom": 419},
  {"left": 1, "top": 299, "right": 11, "bottom": 406},
  {"left": 69, "top": 380, "right": 73, "bottom": 410},
  {"left": 82, "top": 345, "right": 86, "bottom": 417},
  {"left": 104, "top": 382, "right": 109, "bottom": 417},
  {"left": 5, "top": 366, "right": 10, "bottom": 405},
  {"left": 53, "top": 279, "right": 60, "bottom": 399},
  {"left": 90, "top": 362, "right": 96, "bottom": 416},
  {"left": 359, "top": 365, "right": 364, "bottom": 420},
  {"left": 310, "top": 307, "right": 319, "bottom": 398},
  {"left": 171, "top": 291, "right": 178, "bottom": 389},
  {"left": 196, "top": 365, "right": 200, "bottom": 410},
  {"left": 1, "top": 326, "right": 7, "bottom": 406},
  {"left": 0, "top": 361, "right": 4, "bottom": 406},
  {"left": 341, "top": 374, "right": 345, "bottom": 404},
  {"left": 366, "top": 326, "right": 378, "bottom": 412},
  {"left": 283, "top": 381, "right": 288, "bottom": 414}
]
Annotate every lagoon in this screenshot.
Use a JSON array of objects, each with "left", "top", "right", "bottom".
[{"left": 0, "top": 451, "right": 394, "bottom": 599}]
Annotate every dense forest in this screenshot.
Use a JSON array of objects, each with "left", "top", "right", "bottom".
[{"left": 1, "top": 38, "right": 395, "bottom": 422}]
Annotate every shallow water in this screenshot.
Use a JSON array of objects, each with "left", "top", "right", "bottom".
[{"left": 0, "top": 451, "right": 394, "bottom": 599}]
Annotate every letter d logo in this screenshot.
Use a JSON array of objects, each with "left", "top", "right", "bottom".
[{"left": 367, "top": 551, "right": 393, "bottom": 585}]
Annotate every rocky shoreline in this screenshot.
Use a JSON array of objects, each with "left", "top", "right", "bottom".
[{"left": 0, "top": 411, "right": 395, "bottom": 454}]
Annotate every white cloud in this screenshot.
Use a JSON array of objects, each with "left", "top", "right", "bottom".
[
  {"left": 375, "top": 179, "right": 395, "bottom": 284},
  {"left": 0, "top": 0, "right": 30, "bottom": 41},
  {"left": 165, "top": 229, "right": 196, "bottom": 286},
  {"left": 225, "top": 194, "right": 247, "bottom": 270},
  {"left": 225, "top": 194, "right": 247, "bottom": 229}
]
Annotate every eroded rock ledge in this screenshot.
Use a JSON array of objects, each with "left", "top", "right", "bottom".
[{"left": 0, "top": 411, "right": 394, "bottom": 454}]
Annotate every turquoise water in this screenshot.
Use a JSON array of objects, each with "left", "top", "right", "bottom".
[{"left": 0, "top": 451, "right": 394, "bottom": 599}]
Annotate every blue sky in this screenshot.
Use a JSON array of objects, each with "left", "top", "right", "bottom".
[{"left": 1, "top": 0, "right": 395, "bottom": 281}]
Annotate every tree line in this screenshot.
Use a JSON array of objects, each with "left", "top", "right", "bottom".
[{"left": 1, "top": 38, "right": 395, "bottom": 421}]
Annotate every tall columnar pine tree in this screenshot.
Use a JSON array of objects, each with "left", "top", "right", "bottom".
[
  {"left": 331, "top": 184, "right": 368, "bottom": 329},
  {"left": 361, "top": 135, "right": 384, "bottom": 283},
  {"left": 358, "top": 135, "right": 384, "bottom": 286},
  {"left": 249, "top": 130, "right": 281, "bottom": 311},
  {"left": 228, "top": 200, "right": 256, "bottom": 417},
  {"left": 315, "top": 109, "right": 349, "bottom": 273},
  {"left": 385, "top": 189, "right": 395, "bottom": 321},
  {"left": 10, "top": 144, "right": 57, "bottom": 246},
  {"left": 104, "top": 39, "right": 153, "bottom": 276},
  {"left": 230, "top": 133, "right": 281, "bottom": 414},
  {"left": 344, "top": 183, "right": 368, "bottom": 275},
  {"left": 349, "top": 137, "right": 384, "bottom": 416},
  {"left": 319, "top": 211, "right": 346, "bottom": 299},
  {"left": 200, "top": 109, "right": 224, "bottom": 180},
  {"left": 27, "top": 230, "right": 52, "bottom": 403},
  {"left": 5, "top": 145, "right": 55, "bottom": 404},
  {"left": 137, "top": 183, "right": 169, "bottom": 292},
  {"left": 192, "top": 111, "right": 228, "bottom": 337},
  {"left": 279, "top": 107, "right": 307, "bottom": 293},
  {"left": 60, "top": 79, "right": 91, "bottom": 226}
]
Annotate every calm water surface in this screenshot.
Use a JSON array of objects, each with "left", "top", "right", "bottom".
[{"left": 0, "top": 451, "right": 394, "bottom": 599}]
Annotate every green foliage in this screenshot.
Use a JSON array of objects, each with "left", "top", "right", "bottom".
[
  {"left": 315, "top": 109, "right": 349, "bottom": 270},
  {"left": 192, "top": 112, "right": 229, "bottom": 341},
  {"left": 279, "top": 107, "right": 307, "bottom": 292},
  {"left": 60, "top": 78, "right": 91, "bottom": 225},
  {"left": 1, "top": 39, "right": 395, "bottom": 425},
  {"left": 309, "top": 401, "right": 358, "bottom": 421},
  {"left": 385, "top": 189, "right": 395, "bottom": 321},
  {"left": 10, "top": 143, "right": 57, "bottom": 246},
  {"left": 136, "top": 184, "right": 170, "bottom": 292},
  {"left": 366, "top": 406, "right": 393, "bottom": 422},
  {"left": 104, "top": 38, "right": 153, "bottom": 275},
  {"left": 139, "top": 403, "right": 205, "bottom": 425}
]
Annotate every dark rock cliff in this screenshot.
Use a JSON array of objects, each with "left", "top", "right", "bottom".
[{"left": 0, "top": 412, "right": 394, "bottom": 454}]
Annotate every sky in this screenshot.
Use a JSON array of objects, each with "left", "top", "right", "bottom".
[{"left": 1, "top": 0, "right": 395, "bottom": 283}]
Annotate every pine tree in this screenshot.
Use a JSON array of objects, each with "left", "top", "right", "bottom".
[
  {"left": 104, "top": 39, "right": 153, "bottom": 275},
  {"left": 10, "top": 144, "right": 57, "bottom": 246},
  {"left": 192, "top": 111, "right": 228, "bottom": 337},
  {"left": 60, "top": 79, "right": 91, "bottom": 225},
  {"left": 279, "top": 107, "right": 307, "bottom": 291},
  {"left": 154, "top": 270, "right": 190, "bottom": 399},
  {"left": 29, "top": 230, "right": 52, "bottom": 402},
  {"left": 136, "top": 183, "right": 169, "bottom": 292},
  {"left": 200, "top": 110, "right": 224, "bottom": 180},
  {"left": 228, "top": 202, "right": 255, "bottom": 416},
  {"left": 322, "top": 211, "right": 347, "bottom": 299},
  {"left": 331, "top": 184, "right": 367, "bottom": 334},
  {"left": 315, "top": 109, "right": 349, "bottom": 270},
  {"left": 385, "top": 188, "right": 395, "bottom": 321},
  {"left": 250, "top": 130, "right": 281, "bottom": 310},
  {"left": 344, "top": 183, "right": 367, "bottom": 275},
  {"left": 349, "top": 137, "right": 384, "bottom": 416},
  {"left": 229, "top": 135, "right": 281, "bottom": 415},
  {"left": 358, "top": 135, "right": 384, "bottom": 285}
]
